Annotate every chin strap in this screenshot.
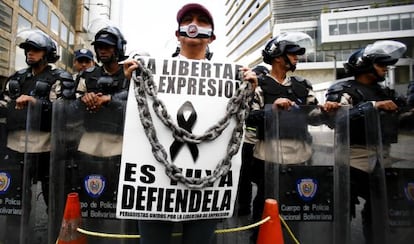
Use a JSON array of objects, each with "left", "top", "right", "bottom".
[
  {"left": 179, "top": 24, "right": 213, "bottom": 39},
  {"left": 283, "top": 55, "right": 296, "bottom": 72}
]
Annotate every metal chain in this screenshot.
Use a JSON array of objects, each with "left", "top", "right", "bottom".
[{"left": 132, "top": 65, "right": 253, "bottom": 189}]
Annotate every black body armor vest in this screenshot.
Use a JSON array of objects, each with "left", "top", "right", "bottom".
[
  {"left": 80, "top": 66, "right": 128, "bottom": 135},
  {"left": 259, "top": 76, "right": 313, "bottom": 141},
  {"left": 6, "top": 66, "right": 61, "bottom": 132},
  {"left": 326, "top": 79, "right": 399, "bottom": 145}
]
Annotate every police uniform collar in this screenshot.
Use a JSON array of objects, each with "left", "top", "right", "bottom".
[
  {"left": 101, "top": 65, "right": 122, "bottom": 76},
  {"left": 27, "top": 65, "right": 52, "bottom": 77}
]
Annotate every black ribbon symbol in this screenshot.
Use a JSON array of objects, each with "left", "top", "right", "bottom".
[{"left": 169, "top": 101, "right": 199, "bottom": 162}]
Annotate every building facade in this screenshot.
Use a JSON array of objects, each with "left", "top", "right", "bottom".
[
  {"left": 224, "top": 0, "right": 414, "bottom": 100},
  {"left": 0, "top": 0, "right": 116, "bottom": 87},
  {"left": 224, "top": 0, "right": 272, "bottom": 66}
]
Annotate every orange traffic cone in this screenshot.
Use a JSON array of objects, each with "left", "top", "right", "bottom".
[
  {"left": 57, "top": 192, "right": 87, "bottom": 244},
  {"left": 256, "top": 198, "right": 284, "bottom": 244}
]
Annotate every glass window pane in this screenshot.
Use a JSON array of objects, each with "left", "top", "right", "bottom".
[
  {"left": 19, "top": 0, "right": 33, "bottom": 14},
  {"left": 379, "top": 16, "right": 389, "bottom": 31},
  {"left": 37, "top": 1, "right": 49, "bottom": 26},
  {"left": 51, "top": 12, "right": 59, "bottom": 35},
  {"left": 338, "top": 19, "right": 347, "bottom": 34},
  {"left": 390, "top": 15, "right": 400, "bottom": 31},
  {"left": 17, "top": 15, "right": 32, "bottom": 33},
  {"left": 0, "top": 36, "right": 10, "bottom": 73},
  {"left": 368, "top": 16, "right": 378, "bottom": 32},
  {"left": 348, "top": 19, "right": 357, "bottom": 34},
  {"left": 329, "top": 20, "right": 338, "bottom": 35},
  {"left": 401, "top": 13, "right": 411, "bottom": 30},
  {"left": 69, "top": 31, "right": 74, "bottom": 47},
  {"left": 412, "top": 13, "right": 414, "bottom": 30},
  {"left": 358, "top": 17, "right": 368, "bottom": 33},
  {"left": 61, "top": 46, "right": 69, "bottom": 66},
  {"left": 60, "top": 24, "right": 68, "bottom": 43},
  {"left": 0, "top": 2, "right": 13, "bottom": 33}
]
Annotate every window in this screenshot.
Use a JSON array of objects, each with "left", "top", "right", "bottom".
[
  {"left": 19, "top": 0, "right": 33, "bottom": 14},
  {"left": 348, "top": 18, "right": 357, "bottom": 34},
  {"left": 329, "top": 20, "right": 338, "bottom": 35},
  {"left": 379, "top": 16, "right": 389, "bottom": 31},
  {"left": 390, "top": 15, "right": 400, "bottom": 31},
  {"left": 368, "top": 16, "right": 378, "bottom": 32},
  {"left": 0, "top": 2, "right": 12, "bottom": 33},
  {"left": 51, "top": 12, "right": 59, "bottom": 35},
  {"left": 69, "top": 31, "right": 74, "bottom": 48},
  {"left": 338, "top": 19, "right": 347, "bottom": 34},
  {"left": 82, "top": 4, "right": 90, "bottom": 31},
  {"left": 37, "top": 1, "right": 49, "bottom": 26},
  {"left": 0, "top": 36, "right": 10, "bottom": 74},
  {"left": 357, "top": 17, "right": 368, "bottom": 33},
  {"left": 401, "top": 13, "right": 411, "bottom": 30},
  {"left": 61, "top": 46, "right": 70, "bottom": 67},
  {"left": 60, "top": 24, "right": 68, "bottom": 43},
  {"left": 17, "top": 15, "right": 32, "bottom": 33}
]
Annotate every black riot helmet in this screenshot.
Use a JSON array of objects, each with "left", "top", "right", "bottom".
[
  {"left": 91, "top": 26, "right": 127, "bottom": 62},
  {"left": 344, "top": 40, "right": 407, "bottom": 80},
  {"left": 18, "top": 29, "right": 59, "bottom": 63},
  {"left": 262, "top": 32, "right": 313, "bottom": 71}
]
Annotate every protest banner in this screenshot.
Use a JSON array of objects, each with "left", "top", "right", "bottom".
[{"left": 116, "top": 57, "right": 244, "bottom": 221}]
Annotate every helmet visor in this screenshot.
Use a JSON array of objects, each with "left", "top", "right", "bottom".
[
  {"left": 17, "top": 29, "right": 49, "bottom": 50},
  {"left": 364, "top": 40, "right": 407, "bottom": 63},
  {"left": 277, "top": 32, "right": 314, "bottom": 53}
]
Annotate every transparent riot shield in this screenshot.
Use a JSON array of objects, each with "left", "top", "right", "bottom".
[
  {"left": 20, "top": 101, "right": 51, "bottom": 244},
  {"left": 49, "top": 98, "right": 85, "bottom": 243},
  {"left": 50, "top": 98, "right": 139, "bottom": 244},
  {"left": 385, "top": 107, "right": 414, "bottom": 243},
  {"left": 0, "top": 100, "right": 25, "bottom": 243},
  {"left": 359, "top": 107, "right": 389, "bottom": 244},
  {"left": 264, "top": 105, "right": 350, "bottom": 244}
]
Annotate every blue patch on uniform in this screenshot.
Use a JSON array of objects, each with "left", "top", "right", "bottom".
[
  {"left": 84, "top": 175, "right": 106, "bottom": 198},
  {"left": 0, "top": 171, "right": 11, "bottom": 194},
  {"left": 296, "top": 178, "right": 318, "bottom": 202},
  {"left": 404, "top": 182, "right": 414, "bottom": 202}
]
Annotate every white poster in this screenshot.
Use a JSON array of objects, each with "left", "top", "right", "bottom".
[{"left": 116, "top": 57, "right": 244, "bottom": 221}]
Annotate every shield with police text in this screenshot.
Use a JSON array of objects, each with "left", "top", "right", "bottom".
[
  {"left": 117, "top": 57, "right": 245, "bottom": 223},
  {"left": 0, "top": 100, "right": 51, "bottom": 244},
  {"left": 263, "top": 105, "right": 350, "bottom": 244},
  {"left": 0, "top": 99, "right": 26, "bottom": 243},
  {"left": 50, "top": 92, "right": 139, "bottom": 243},
  {"left": 384, "top": 106, "right": 414, "bottom": 243}
]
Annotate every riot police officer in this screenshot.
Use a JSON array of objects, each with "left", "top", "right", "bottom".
[
  {"left": 325, "top": 40, "right": 407, "bottom": 244},
  {"left": 246, "top": 32, "right": 338, "bottom": 242},
  {"left": 0, "top": 29, "right": 73, "bottom": 243},
  {"left": 72, "top": 25, "right": 138, "bottom": 243},
  {"left": 72, "top": 48, "right": 95, "bottom": 79}
]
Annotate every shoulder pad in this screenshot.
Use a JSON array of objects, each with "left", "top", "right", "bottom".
[
  {"left": 50, "top": 68, "right": 73, "bottom": 81},
  {"left": 291, "top": 75, "right": 313, "bottom": 89},
  {"left": 327, "top": 82, "right": 345, "bottom": 94},
  {"left": 8, "top": 68, "right": 28, "bottom": 81},
  {"left": 50, "top": 68, "right": 63, "bottom": 76},
  {"left": 408, "top": 80, "right": 414, "bottom": 92},
  {"left": 16, "top": 68, "right": 29, "bottom": 75},
  {"left": 58, "top": 71, "right": 74, "bottom": 82}
]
